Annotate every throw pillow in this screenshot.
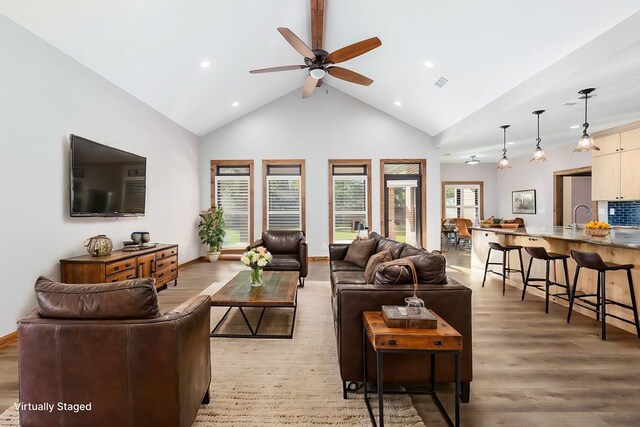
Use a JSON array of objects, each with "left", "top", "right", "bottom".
[
  {"left": 408, "top": 253, "right": 448, "bottom": 284},
  {"left": 373, "top": 259, "right": 414, "bottom": 285},
  {"left": 364, "top": 250, "right": 391, "bottom": 283},
  {"left": 344, "top": 238, "right": 377, "bottom": 268}
]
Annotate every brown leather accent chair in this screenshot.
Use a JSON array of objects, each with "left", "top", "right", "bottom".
[
  {"left": 329, "top": 232, "right": 473, "bottom": 402},
  {"left": 18, "top": 277, "right": 211, "bottom": 427},
  {"left": 247, "top": 230, "right": 308, "bottom": 287}
]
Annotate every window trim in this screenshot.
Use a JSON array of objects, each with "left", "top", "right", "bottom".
[
  {"left": 441, "top": 181, "right": 484, "bottom": 220},
  {"left": 380, "top": 159, "right": 427, "bottom": 249},
  {"left": 210, "top": 160, "right": 254, "bottom": 253},
  {"left": 262, "top": 159, "right": 306, "bottom": 233},
  {"left": 328, "top": 159, "right": 372, "bottom": 244}
]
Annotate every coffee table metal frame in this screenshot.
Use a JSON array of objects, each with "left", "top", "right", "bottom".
[{"left": 210, "top": 292, "right": 298, "bottom": 339}]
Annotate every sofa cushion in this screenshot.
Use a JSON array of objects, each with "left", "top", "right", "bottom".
[
  {"left": 330, "top": 260, "right": 364, "bottom": 272},
  {"left": 364, "top": 250, "right": 391, "bottom": 283},
  {"left": 399, "top": 245, "right": 424, "bottom": 258},
  {"left": 262, "top": 230, "right": 304, "bottom": 255},
  {"left": 373, "top": 260, "right": 413, "bottom": 285},
  {"left": 344, "top": 238, "right": 377, "bottom": 268},
  {"left": 331, "top": 271, "right": 367, "bottom": 286},
  {"left": 376, "top": 238, "right": 406, "bottom": 259},
  {"left": 35, "top": 276, "right": 160, "bottom": 319},
  {"left": 408, "top": 253, "right": 448, "bottom": 284},
  {"left": 264, "top": 254, "right": 301, "bottom": 271}
]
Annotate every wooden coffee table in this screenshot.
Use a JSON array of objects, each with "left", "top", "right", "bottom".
[{"left": 209, "top": 270, "right": 299, "bottom": 339}]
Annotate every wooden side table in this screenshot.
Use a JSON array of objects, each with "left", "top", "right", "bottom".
[{"left": 362, "top": 311, "right": 462, "bottom": 427}]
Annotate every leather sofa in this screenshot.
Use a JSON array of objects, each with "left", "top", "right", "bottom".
[
  {"left": 247, "top": 230, "right": 308, "bottom": 286},
  {"left": 18, "top": 277, "right": 211, "bottom": 427},
  {"left": 330, "top": 232, "right": 473, "bottom": 402}
]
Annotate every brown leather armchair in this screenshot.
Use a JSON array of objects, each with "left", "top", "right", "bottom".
[
  {"left": 18, "top": 277, "right": 211, "bottom": 427},
  {"left": 247, "top": 230, "right": 308, "bottom": 287}
]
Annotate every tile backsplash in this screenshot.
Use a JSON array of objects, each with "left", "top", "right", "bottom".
[{"left": 607, "top": 201, "right": 640, "bottom": 226}]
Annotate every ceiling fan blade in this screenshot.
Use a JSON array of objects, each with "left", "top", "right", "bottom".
[
  {"left": 302, "top": 75, "right": 317, "bottom": 98},
  {"left": 277, "top": 27, "right": 315, "bottom": 59},
  {"left": 327, "top": 66, "right": 373, "bottom": 86},
  {"left": 326, "top": 37, "right": 382, "bottom": 64},
  {"left": 249, "top": 65, "right": 307, "bottom": 74}
]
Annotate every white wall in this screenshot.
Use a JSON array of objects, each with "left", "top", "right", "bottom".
[
  {"left": 562, "top": 176, "right": 592, "bottom": 225},
  {"left": 199, "top": 88, "right": 440, "bottom": 256},
  {"left": 440, "top": 163, "right": 498, "bottom": 219},
  {"left": 0, "top": 16, "right": 201, "bottom": 337},
  {"left": 495, "top": 144, "right": 592, "bottom": 226}
]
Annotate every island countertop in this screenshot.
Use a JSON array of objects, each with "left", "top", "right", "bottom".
[{"left": 470, "top": 226, "right": 640, "bottom": 249}]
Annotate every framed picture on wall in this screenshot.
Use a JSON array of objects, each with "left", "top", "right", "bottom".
[{"left": 512, "top": 189, "right": 536, "bottom": 214}]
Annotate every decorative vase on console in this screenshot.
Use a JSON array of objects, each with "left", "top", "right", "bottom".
[{"left": 241, "top": 247, "right": 273, "bottom": 287}]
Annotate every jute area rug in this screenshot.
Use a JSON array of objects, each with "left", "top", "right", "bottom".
[{"left": 0, "top": 280, "right": 424, "bottom": 426}]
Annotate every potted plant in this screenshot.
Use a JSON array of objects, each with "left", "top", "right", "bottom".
[{"left": 198, "top": 206, "right": 226, "bottom": 262}]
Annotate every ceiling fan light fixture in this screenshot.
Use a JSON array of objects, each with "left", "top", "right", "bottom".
[
  {"left": 573, "top": 88, "right": 600, "bottom": 153},
  {"left": 309, "top": 66, "right": 326, "bottom": 80},
  {"left": 465, "top": 155, "right": 480, "bottom": 165}
]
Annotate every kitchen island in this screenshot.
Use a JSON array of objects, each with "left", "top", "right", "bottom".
[{"left": 471, "top": 226, "right": 640, "bottom": 335}]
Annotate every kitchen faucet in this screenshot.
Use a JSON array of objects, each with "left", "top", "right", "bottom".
[{"left": 572, "top": 204, "right": 592, "bottom": 232}]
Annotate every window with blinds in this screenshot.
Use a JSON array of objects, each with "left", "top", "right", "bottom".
[
  {"left": 444, "top": 184, "right": 481, "bottom": 220},
  {"left": 214, "top": 172, "right": 251, "bottom": 249},
  {"left": 266, "top": 164, "right": 303, "bottom": 230},
  {"left": 331, "top": 164, "right": 368, "bottom": 243}
]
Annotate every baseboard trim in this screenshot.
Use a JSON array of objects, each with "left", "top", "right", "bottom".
[
  {"left": 309, "top": 256, "right": 329, "bottom": 261},
  {"left": 0, "top": 330, "right": 18, "bottom": 349},
  {"left": 219, "top": 254, "right": 242, "bottom": 261},
  {"left": 178, "top": 257, "right": 205, "bottom": 270}
]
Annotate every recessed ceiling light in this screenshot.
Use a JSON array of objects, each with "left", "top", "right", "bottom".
[
  {"left": 569, "top": 125, "right": 580, "bottom": 129},
  {"left": 394, "top": 101, "right": 402, "bottom": 106},
  {"left": 424, "top": 60, "right": 434, "bottom": 68},
  {"left": 200, "top": 60, "right": 211, "bottom": 68},
  {"left": 507, "top": 141, "right": 515, "bottom": 146},
  {"left": 231, "top": 101, "right": 239, "bottom": 107}
]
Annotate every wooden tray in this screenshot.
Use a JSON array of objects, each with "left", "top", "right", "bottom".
[{"left": 381, "top": 305, "right": 437, "bottom": 329}]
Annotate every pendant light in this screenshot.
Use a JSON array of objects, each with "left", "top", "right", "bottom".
[
  {"left": 530, "top": 110, "right": 547, "bottom": 162},
  {"left": 497, "top": 125, "right": 512, "bottom": 170},
  {"left": 465, "top": 155, "right": 480, "bottom": 165},
  {"left": 573, "top": 88, "right": 600, "bottom": 152}
]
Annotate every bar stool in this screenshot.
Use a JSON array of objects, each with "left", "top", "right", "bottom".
[
  {"left": 567, "top": 250, "right": 640, "bottom": 340},
  {"left": 482, "top": 242, "right": 526, "bottom": 296},
  {"left": 522, "top": 247, "right": 571, "bottom": 313}
]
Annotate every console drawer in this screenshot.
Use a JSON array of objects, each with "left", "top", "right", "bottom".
[
  {"left": 105, "top": 259, "right": 136, "bottom": 276},
  {"left": 155, "top": 255, "right": 177, "bottom": 271},
  {"left": 156, "top": 247, "right": 178, "bottom": 260},
  {"left": 106, "top": 268, "right": 137, "bottom": 283},
  {"left": 155, "top": 266, "right": 178, "bottom": 283}
]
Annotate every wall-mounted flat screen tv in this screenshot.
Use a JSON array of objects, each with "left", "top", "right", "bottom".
[{"left": 70, "top": 134, "right": 146, "bottom": 217}]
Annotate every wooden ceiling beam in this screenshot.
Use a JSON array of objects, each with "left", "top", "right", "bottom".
[{"left": 310, "top": 0, "right": 324, "bottom": 50}]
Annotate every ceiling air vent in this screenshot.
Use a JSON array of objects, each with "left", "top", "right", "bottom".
[{"left": 434, "top": 77, "right": 449, "bottom": 88}]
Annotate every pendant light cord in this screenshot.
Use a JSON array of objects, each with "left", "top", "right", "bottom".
[
  {"left": 536, "top": 113, "right": 541, "bottom": 149},
  {"left": 583, "top": 94, "right": 589, "bottom": 136},
  {"left": 502, "top": 127, "right": 507, "bottom": 156}
]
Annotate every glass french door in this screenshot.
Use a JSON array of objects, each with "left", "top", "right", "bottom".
[{"left": 384, "top": 177, "right": 421, "bottom": 247}]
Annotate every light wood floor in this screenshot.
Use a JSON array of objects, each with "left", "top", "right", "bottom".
[{"left": 1, "top": 253, "right": 639, "bottom": 426}]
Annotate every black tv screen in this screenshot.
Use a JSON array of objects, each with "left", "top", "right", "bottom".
[{"left": 70, "top": 134, "right": 146, "bottom": 217}]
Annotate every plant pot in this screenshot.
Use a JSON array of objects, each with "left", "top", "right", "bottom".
[{"left": 207, "top": 251, "right": 221, "bottom": 262}]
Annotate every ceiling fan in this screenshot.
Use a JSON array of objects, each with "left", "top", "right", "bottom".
[{"left": 249, "top": 1, "right": 381, "bottom": 98}]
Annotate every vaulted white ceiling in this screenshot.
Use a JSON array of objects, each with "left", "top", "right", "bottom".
[{"left": 1, "top": 0, "right": 639, "bottom": 142}]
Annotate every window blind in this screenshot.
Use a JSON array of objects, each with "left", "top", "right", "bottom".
[
  {"left": 333, "top": 176, "right": 367, "bottom": 243},
  {"left": 444, "top": 184, "right": 480, "bottom": 219},
  {"left": 215, "top": 176, "right": 250, "bottom": 248},
  {"left": 267, "top": 176, "right": 301, "bottom": 230}
]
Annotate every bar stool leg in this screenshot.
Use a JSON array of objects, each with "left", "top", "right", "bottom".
[
  {"left": 562, "top": 258, "right": 571, "bottom": 299},
  {"left": 482, "top": 248, "right": 492, "bottom": 288},
  {"left": 595, "top": 273, "right": 601, "bottom": 322},
  {"left": 521, "top": 257, "right": 533, "bottom": 301},
  {"left": 545, "top": 260, "right": 551, "bottom": 314},
  {"left": 600, "top": 271, "right": 607, "bottom": 340},
  {"left": 625, "top": 268, "right": 640, "bottom": 338},
  {"left": 567, "top": 266, "right": 581, "bottom": 323},
  {"left": 517, "top": 249, "right": 526, "bottom": 285},
  {"left": 502, "top": 250, "right": 507, "bottom": 296}
]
